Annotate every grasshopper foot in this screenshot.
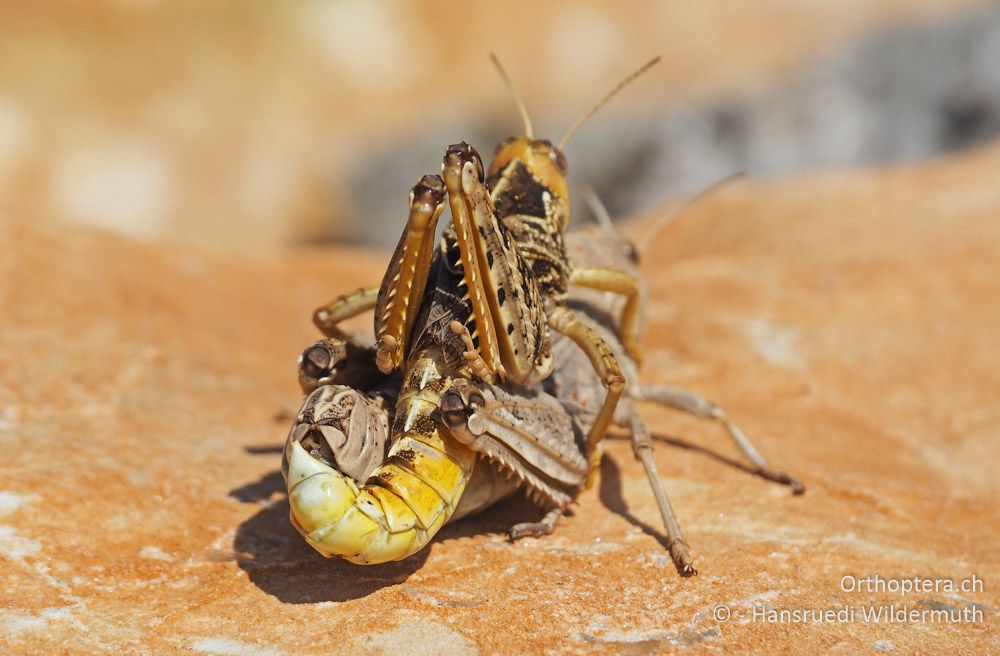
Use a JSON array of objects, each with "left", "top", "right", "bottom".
[
  {"left": 668, "top": 538, "right": 697, "bottom": 577},
  {"left": 450, "top": 320, "right": 500, "bottom": 382},
  {"left": 753, "top": 466, "right": 806, "bottom": 495},
  {"left": 508, "top": 507, "right": 563, "bottom": 541}
]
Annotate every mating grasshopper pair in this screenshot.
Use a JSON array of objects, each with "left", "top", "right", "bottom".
[{"left": 281, "top": 58, "right": 803, "bottom": 576}]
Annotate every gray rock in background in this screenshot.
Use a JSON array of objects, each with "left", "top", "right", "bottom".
[{"left": 349, "top": 6, "right": 1000, "bottom": 247}]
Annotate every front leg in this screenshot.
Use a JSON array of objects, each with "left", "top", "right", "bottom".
[
  {"left": 442, "top": 143, "right": 551, "bottom": 384},
  {"left": 313, "top": 287, "right": 379, "bottom": 340},
  {"left": 372, "top": 175, "right": 447, "bottom": 373},
  {"left": 547, "top": 305, "right": 626, "bottom": 485},
  {"left": 311, "top": 176, "right": 446, "bottom": 350},
  {"left": 569, "top": 266, "right": 644, "bottom": 365}
]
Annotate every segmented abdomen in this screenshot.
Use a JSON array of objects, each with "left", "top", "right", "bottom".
[{"left": 285, "top": 354, "right": 476, "bottom": 564}]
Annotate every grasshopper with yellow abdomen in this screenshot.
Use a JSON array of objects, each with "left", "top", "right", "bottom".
[
  {"left": 283, "top": 57, "right": 659, "bottom": 565},
  {"left": 282, "top": 57, "right": 802, "bottom": 573},
  {"left": 285, "top": 204, "right": 803, "bottom": 576}
]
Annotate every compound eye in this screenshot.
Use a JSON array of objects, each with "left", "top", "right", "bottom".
[{"left": 549, "top": 147, "right": 568, "bottom": 174}]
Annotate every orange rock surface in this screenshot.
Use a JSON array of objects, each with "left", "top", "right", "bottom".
[{"left": 2, "top": 143, "right": 999, "bottom": 653}]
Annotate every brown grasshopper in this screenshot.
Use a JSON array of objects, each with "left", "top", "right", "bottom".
[
  {"left": 313, "top": 56, "right": 661, "bottom": 479},
  {"left": 288, "top": 198, "right": 803, "bottom": 576},
  {"left": 283, "top": 57, "right": 802, "bottom": 571},
  {"left": 283, "top": 58, "right": 661, "bottom": 564},
  {"left": 291, "top": 338, "right": 581, "bottom": 533}
]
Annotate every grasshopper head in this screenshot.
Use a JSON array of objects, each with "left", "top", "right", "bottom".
[
  {"left": 485, "top": 54, "right": 660, "bottom": 235},
  {"left": 488, "top": 136, "right": 571, "bottom": 232}
]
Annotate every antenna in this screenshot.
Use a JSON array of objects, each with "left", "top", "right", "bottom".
[
  {"left": 490, "top": 53, "right": 534, "bottom": 138},
  {"left": 578, "top": 181, "right": 616, "bottom": 231},
  {"left": 558, "top": 56, "right": 661, "bottom": 149},
  {"left": 635, "top": 172, "right": 745, "bottom": 254}
]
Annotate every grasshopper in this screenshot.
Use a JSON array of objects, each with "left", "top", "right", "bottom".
[
  {"left": 313, "top": 56, "right": 661, "bottom": 471},
  {"left": 284, "top": 58, "right": 662, "bottom": 565},
  {"left": 283, "top": 58, "right": 802, "bottom": 571},
  {"left": 289, "top": 337, "right": 583, "bottom": 532},
  {"left": 286, "top": 199, "right": 803, "bottom": 576}
]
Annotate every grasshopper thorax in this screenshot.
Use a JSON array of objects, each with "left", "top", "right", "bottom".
[{"left": 487, "top": 136, "right": 572, "bottom": 299}]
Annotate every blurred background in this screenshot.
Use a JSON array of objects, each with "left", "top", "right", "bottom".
[{"left": 1, "top": 0, "right": 999, "bottom": 252}]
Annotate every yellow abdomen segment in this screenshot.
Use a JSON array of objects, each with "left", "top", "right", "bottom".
[{"left": 286, "top": 355, "right": 477, "bottom": 564}]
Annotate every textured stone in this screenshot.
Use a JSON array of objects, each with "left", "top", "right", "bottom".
[{"left": 2, "top": 143, "right": 999, "bottom": 653}]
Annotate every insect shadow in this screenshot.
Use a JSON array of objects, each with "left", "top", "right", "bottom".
[
  {"left": 232, "top": 431, "right": 775, "bottom": 602},
  {"left": 230, "top": 446, "right": 550, "bottom": 604},
  {"left": 599, "top": 430, "right": 796, "bottom": 551},
  {"left": 597, "top": 451, "right": 673, "bottom": 551},
  {"left": 230, "top": 457, "right": 430, "bottom": 604}
]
